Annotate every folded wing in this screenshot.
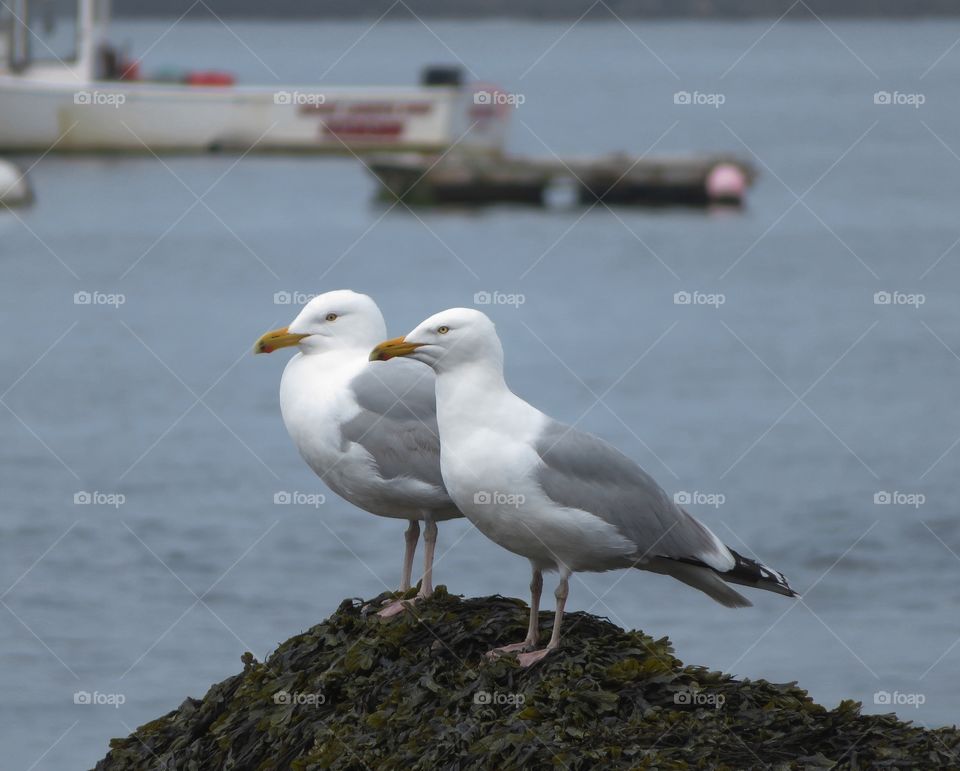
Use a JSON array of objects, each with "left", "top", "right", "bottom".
[{"left": 342, "top": 359, "right": 453, "bottom": 504}]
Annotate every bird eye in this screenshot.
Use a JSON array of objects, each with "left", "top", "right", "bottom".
[
  {"left": 325, "top": 313, "right": 338, "bottom": 322},
  {"left": 437, "top": 325, "right": 449, "bottom": 335}
]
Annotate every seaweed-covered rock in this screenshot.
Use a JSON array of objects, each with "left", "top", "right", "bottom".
[{"left": 96, "top": 588, "right": 959, "bottom": 770}]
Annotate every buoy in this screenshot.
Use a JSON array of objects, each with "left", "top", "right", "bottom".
[
  {"left": 0, "top": 159, "right": 33, "bottom": 207},
  {"left": 706, "top": 163, "right": 747, "bottom": 203}
]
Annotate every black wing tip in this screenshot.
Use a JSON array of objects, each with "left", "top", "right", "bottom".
[
  {"left": 659, "top": 549, "right": 798, "bottom": 599},
  {"left": 726, "top": 548, "right": 798, "bottom": 598}
]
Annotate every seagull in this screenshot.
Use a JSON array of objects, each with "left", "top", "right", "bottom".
[
  {"left": 255, "top": 290, "right": 462, "bottom": 616},
  {"left": 370, "top": 308, "right": 797, "bottom": 665}
]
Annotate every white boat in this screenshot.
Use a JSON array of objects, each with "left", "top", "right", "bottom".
[{"left": 0, "top": 0, "right": 509, "bottom": 154}]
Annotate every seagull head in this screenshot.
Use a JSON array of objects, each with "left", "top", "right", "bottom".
[
  {"left": 254, "top": 290, "right": 387, "bottom": 355},
  {"left": 369, "top": 307, "right": 503, "bottom": 374}
]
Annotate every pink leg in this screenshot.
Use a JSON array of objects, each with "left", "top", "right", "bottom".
[
  {"left": 516, "top": 570, "right": 569, "bottom": 667},
  {"left": 378, "top": 520, "right": 420, "bottom": 618},
  {"left": 487, "top": 567, "right": 543, "bottom": 657},
  {"left": 417, "top": 517, "right": 437, "bottom": 599},
  {"left": 399, "top": 520, "right": 420, "bottom": 592}
]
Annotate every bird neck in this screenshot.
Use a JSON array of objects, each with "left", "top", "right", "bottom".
[
  {"left": 281, "top": 347, "right": 365, "bottom": 396},
  {"left": 298, "top": 338, "right": 378, "bottom": 357},
  {"left": 434, "top": 361, "right": 510, "bottom": 427}
]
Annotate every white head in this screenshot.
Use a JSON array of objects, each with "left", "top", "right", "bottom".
[
  {"left": 369, "top": 308, "right": 503, "bottom": 375},
  {"left": 254, "top": 290, "right": 387, "bottom": 356}
]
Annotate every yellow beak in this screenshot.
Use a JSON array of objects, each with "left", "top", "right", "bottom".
[
  {"left": 254, "top": 327, "right": 309, "bottom": 354},
  {"left": 369, "top": 336, "right": 424, "bottom": 361}
]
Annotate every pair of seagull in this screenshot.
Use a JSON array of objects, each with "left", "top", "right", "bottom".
[{"left": 255, "top": 290, "right": 796, "bottom": 667}]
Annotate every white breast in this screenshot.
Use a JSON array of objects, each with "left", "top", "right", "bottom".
[
  {"left": 279, "top": 351, "right": 416, "bottom": 518},
  {"left": 279, "top": 351, "right": 362, "bottom": 472}
]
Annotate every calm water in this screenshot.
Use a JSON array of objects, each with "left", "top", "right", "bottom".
[{"left": 4, "top": 17, "right": 960, "bottom": 769}]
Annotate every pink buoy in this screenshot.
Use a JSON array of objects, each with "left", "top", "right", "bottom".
[{"left": 706, "top": 163, "right": 747, "bottom": 203}]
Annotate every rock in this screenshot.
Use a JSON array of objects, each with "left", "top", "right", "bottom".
[{"left": 95, "top": 588, "right": 960, "bottom": 769}]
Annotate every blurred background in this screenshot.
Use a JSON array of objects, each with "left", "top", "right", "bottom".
[{"left": 2, "top": 2, "right": 960, "bottom": 768}]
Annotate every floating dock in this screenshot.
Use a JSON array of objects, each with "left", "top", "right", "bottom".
[{"left": 368, "top": 152, "right": 755, "bottom": 207}]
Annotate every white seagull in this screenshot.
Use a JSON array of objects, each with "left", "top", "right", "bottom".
[
  {"left": 371, "top": 308, "right": 797, "bottom": 665},
  {"left": 255, "top": 290, "right": 462, "bottom": 616}
]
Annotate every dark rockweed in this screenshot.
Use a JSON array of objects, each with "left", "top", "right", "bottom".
[{"left": 96, "top": 588, "right": 960, "bottom": 769}]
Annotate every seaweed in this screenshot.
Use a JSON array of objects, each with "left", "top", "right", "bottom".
[{"left": 95, "top": 588, "right": 960, "bottom": 770}]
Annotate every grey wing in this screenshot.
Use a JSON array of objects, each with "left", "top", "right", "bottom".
[
  {"left": 534, "top": 419, "right": 733, "bottom": 571},
  {"left": 341, "top": 358, "right": 448, "bottom": 493}
]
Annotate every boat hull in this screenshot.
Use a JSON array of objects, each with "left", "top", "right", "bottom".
[{"left": 0, "top": 78, "right": 505, "bottom": 154}]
